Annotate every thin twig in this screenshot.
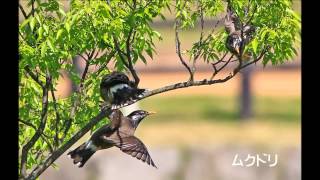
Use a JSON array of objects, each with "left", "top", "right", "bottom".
[
  {"left": 24, "top": 66, "right": 44, "bottom": 89},
  {"left": 19, "top": 119, "right": 37, "bottom": 130},
  {"left": 126, "top": 27, "right": 140, "bottom": 86},
  {"left": 211, "top": 52, "right": 228, "bottom": 66},
  {"left": 19, "top": 4, "right": 28, "bottom": 19},
  {"left": 95, "top": 50, "right": 116, "bottom": 76},
  {"left": 93, "top": 49, "right": 100, "bottom": 59},
  {"left": 70, "top": 52, "right": 91, "bottom": 119},
  {"left": 210, "top": 54, "right": 234, "bottom": 80},
  {"left": 113, "top": 37, "right": 130, "bottom": 68},
  {"left": 34, "top": 149, "right": 43, "bottom": 161},
  {"left": 59, "top": 118, "right": 72, "bottom": 143},
  {"left": 19, "top": 119, "right": 54, "bottom": 154},
  {"left": 191, "top": 2, "right": 205, "bottom": 79},
  {"left": 31, "top": 0, "right": 35, "bottom": 17},
  {"left": 50, "top": 84, "right": 60, "bottom": 148},
  {"left": 78, "top": 54, "right": 88, "bottom": 62},
  {"left": 240, "top": 48, "right": 267, "bottom": 69},
  {"left": 175, "top": 20, "right": 193, "bottom": 82},
  {"left": 124, "top": 0, "right": 134, "bottom": 9},
  {"left": 244, "top": 4, "right": 257, "bottom": 27}
]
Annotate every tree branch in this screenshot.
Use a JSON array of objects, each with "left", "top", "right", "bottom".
[
  {"left": 211, "top": 52, "right": 228, "bottom": 66},
  {"left": 70, "top": 52, "right": 91, "bottom": 119},
  {"left": 24, "top": 70, "right": 238, "bottom": 180},
  {"left": 20, "top": 72, "right": 51, "bottom": 179},
  {"left": 50, "top": 84, "right": 60, "bottom": 148},
  {"left": 19, "top": 3, "right": 28, "bottom": 19},
  {"left": 24, "top": 66, "right": 44, "bottom": 89},
  {"left": 19, "top": 119, "right": 54, "bottom": 155},
  {"left": 126, "top": 28, "right": 140, "bottom": 87},
  {"left": 31, "top": 0, "right": 35, "bottom": 17},
  {"left": 244, "top": 4, "right": 257, "bottom": 27},
  {"left": 240, "top": 48, "right": 267, "bottom": 69},
  {"left": 95, "top": 50, "right": 116, "bottom": 76},
  {"left": 113, "top": 37, "right": 130, "bottom": 69},
  {"left": 23, "top": 50, "right": 264, "bottom": 179},
  {"left": 59, "top": 118, "right": 72, "bottom": 143},
  {"left": 175, "top": 20, "right": 193, "bottom": 82},
  {"left": 210, "top": 54, "right": 234, "bottom": 80},
  {"left": 19, "top": 119, "right": 37, "bottom": 130},
  {"left": 191, "top": 2, "right": 205, "bottom": 79},
  {"left": 26, "top": 108, "right": 112, "bottom": 180},
  {"left": 77, "top": 53, "right": 88, "bottom": 62}
]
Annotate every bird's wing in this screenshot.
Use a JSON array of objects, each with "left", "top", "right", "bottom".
[{"left": 113, "top": 136, "right": 157, "bottom": 168}]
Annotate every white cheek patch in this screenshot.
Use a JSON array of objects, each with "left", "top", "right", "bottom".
[
  {"left": 85, "top": 140, "right": 97, "bottom": 151},
  {"left": 110, "top": 84, "right": 129, "bottom": 93}
]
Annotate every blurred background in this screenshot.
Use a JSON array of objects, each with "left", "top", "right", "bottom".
[{"left": 32, "top": 1, "right": 301, "bottom": 180}]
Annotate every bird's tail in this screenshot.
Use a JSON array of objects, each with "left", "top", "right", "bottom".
[
  {"left": 67, "top": 141, "right": 96, "bottom": 168},
  {"left": 111, "top": 88, "right": 147, "bottom": 109}
]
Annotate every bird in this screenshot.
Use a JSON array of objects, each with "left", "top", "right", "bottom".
[
  {"left": 225, "top": 15, "right": 256, "bottom": 58},
  {"left": 67, "top": 109, "right": 157, "bottom": 168},
  {"left": 100, "top": 71, "right": 146, "bottom": 109},
  {"left": 224, "top": 6, "right": 256, "bottom": 58},
  {"left": 226, "top": 25, "right": 255, "bottom": 57}
]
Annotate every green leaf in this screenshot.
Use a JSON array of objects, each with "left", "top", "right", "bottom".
[
  {"left": 29, "top": 17, "right": 36, "bottom": 31},
  {"left": 139, "top": 53, "right": 147, "bottom": 64},
  {"left": 20, "top": 18, "right": 30, "bottom": 28},
  {"left": 56, "top": 29, "right": 64, "bottom": 40},
  {"left": 59, "top": 8, "right": 66, "bottom": 17},
  {"left": 47, "top": 39, "right": 55, "bottom": 52},
  {"left": 146, "top": 48, "right": 153, "bottom": 59},
  {"left": 65, "top": 22, "right": 70, "bottom": 33},
  {"left": 175, "top": 11, "right": 181, "bottom": 18},
  {"left": 252, "top": 39, "right": 258, "bottom": 54},
  {"left": 37, "top": 26, "right": 44, "bottom": 40},
  {"left": 40, "top": 42, "right": 47, "bottom": 57},
  {"left": 43, "top": 24, "right": 49, "bottom": 34},
  {"left": 34, "top": 14, "right": 41, "bottom": 24}
]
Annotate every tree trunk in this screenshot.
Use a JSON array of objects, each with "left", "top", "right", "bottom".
[{"left": 239, "top": 65, "right": 253, "bottom": 119}]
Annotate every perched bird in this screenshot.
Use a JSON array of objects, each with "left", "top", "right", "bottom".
[
  {"left": 100, "top": 71, "right": 146, "bottom": 109},
  {"left": 226, "top": 25, "right": 255, "bottom": 57},
  {"left": 225, "top": 14, "right": 256, "bottom": 57},
  {"left": 224, "top": 5, "right": 256, "bottom": 58},
  {"left": 226, "top": 31, "right": 242, "bottom": 55},
  {"left": 67, "top": 109, "right": 157, "bottom": 168}
]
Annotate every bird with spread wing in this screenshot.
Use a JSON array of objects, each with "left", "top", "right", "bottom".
[{"left": 68, "top": 109, "right": 157, "bottom": 168}]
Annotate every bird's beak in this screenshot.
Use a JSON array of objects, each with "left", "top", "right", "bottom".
[
  {"left": 235, "top": 47, "right": 240, "bottom": 54},
  {"left": 148, "top": 111, "right": 157, "bottom": 115}
]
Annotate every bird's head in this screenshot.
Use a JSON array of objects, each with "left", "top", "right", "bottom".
[
  {"left": 100, "top": 71, "right": 129, "bottom": 88},
  {"left": 226, "top": 33, "right": 242, "bottom": 55},
  {"left": 127, "top": 110, "right": 156, "bottom": 128}
]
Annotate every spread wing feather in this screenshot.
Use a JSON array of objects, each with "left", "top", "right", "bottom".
[{"left": 113, "top": 136, "right": 157, "bottom": 168}]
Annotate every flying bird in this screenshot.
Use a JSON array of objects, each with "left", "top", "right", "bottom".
[
  {"left": 100, "top": 71, "right": 146, "bottom": 109},
  {"left": 67, "top": 109, "right": 157, "bottom": 168}
]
